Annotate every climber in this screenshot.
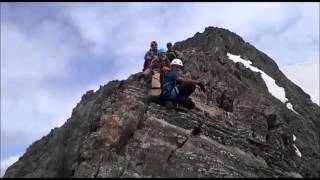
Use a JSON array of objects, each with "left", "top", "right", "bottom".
[
  {"left": 140, "top": 41, "right": 159, "bottom": 93},
  {"left": 150, "top": 48, "right": 171, "bottom": 72},
  {"left": 166, "top": 42, "right": 183, "bottom": 62},
  {"left": 143, "top": 41, "right": 158, "bottom": 72},
  {"left": 160, "top": 58, "right": 206, "bottom": 109},
  {"left": 146, "top": 48, "right": 172, "bottom": 98}
]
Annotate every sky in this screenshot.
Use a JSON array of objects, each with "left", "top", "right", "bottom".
[{"left": 1, "top": 2, "right": 319, "bottom": 177}]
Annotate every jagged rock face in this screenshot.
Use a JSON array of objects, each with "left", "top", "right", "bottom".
[{"left": 4, "top": 26, "right": 320, "bottom": 178}]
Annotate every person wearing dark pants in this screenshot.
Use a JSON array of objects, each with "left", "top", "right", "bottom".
[
  {"left": 177, "top": 82, "right": 196, "bottom": 104},
  {"left": 160, "top": 59, "right": 206, "bottom": 109}
]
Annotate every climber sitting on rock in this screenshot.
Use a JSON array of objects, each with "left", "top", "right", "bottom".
[{"left": 160, "top": 58, "right": 206, "bottom": 109}]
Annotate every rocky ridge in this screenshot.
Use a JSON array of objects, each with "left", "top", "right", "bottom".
[{"left": 4, "top": 26, "right": 320, "bottom": 178}]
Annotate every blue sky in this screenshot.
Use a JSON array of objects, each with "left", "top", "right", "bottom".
[{"left": 1, "top": 2, "right": 319, "bottom": 176}]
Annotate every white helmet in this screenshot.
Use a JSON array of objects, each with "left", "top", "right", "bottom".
[{"left": 171, "top": 58, "right": 183, "bottom": 67}]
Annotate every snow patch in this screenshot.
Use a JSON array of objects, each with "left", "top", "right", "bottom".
[
  {"left": 292, "top": 134, "right": 296, "bottom": 141},
  {"left": 291, "top": 135, "right": 301, "bottom": 157},
  {"left": 293, "top": 144, "right": 302, "bottom": 157},
  {"left": 286, "top": 103, "right": 298, "bottom": 114},
  {"left": 227, "top": 53, "right": 288, "bottom": 103}
]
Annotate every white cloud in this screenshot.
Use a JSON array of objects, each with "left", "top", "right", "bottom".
[
  {"left": 245, "top": 3, "right": 319, "bottom": 66},
  {"left": 1, "top": 23, "right": 63, "bottom": 129},
  {"left": 281, "top": 60, "right": 319, "bottom": 105},
  {"left": 1, "top": 130, "right": 28, "bottom": 151},
  {"left": 0, "top": 155, "right": 19, "bottom": 177},
  {"left": 1, "top": 19, "right": 85, "bottom": 154},
  {"left": 58, "top": 2, "right": 319, "bottom": 67}
]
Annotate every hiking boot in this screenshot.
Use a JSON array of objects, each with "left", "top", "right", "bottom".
[
  {"left": 180, "top": 98, "right": 195, "bottom": 109},
  {"left": 175, "top": 104, "right": 189, "bottom": 112},
  {"left": 164, "top": 101, "right": 176, "bottom": 109}
]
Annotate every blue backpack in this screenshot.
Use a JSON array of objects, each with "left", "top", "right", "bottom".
[{"left": 160, "top": 72, "right": 179, "bottom": 101}]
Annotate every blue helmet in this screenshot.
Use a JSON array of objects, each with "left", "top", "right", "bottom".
[{"left": 157, "top": 48, "right": 166, "bottom": 55}]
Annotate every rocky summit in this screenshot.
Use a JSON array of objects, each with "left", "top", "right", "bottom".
[{"left": 4, "top": 26, "right": 319, "bottom": 178}]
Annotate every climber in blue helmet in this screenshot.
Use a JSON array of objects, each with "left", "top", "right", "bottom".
[
  {"left": 150, "top": 48, "right": 171, "bottom": 72},
  {"left": 157, "top": 48, "right": 166, "bottom": 55}
]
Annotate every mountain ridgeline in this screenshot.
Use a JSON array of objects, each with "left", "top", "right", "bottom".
[{"left": 4, "top": 27, "right": 319, "bottom": 178}]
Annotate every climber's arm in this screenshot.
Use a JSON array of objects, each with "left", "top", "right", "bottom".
[{"left": 176, "top": 76, "right": 199, "bottom": 85}]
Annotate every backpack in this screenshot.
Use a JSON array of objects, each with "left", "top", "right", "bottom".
[
  {"left": 160, "top": 72, "right": 178, "bottom": 100},
  {"left": 167, "top": 50, "right": 183, "bottom": 62},
  {"left": 146, "top": 59, "right": 172, "bottom": 98},
  {"left": 148, "top": 71, "right": 161, "bottom": 97},
  {"left": 173, "top": 50, "right": 183, "bottom": 59}
]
